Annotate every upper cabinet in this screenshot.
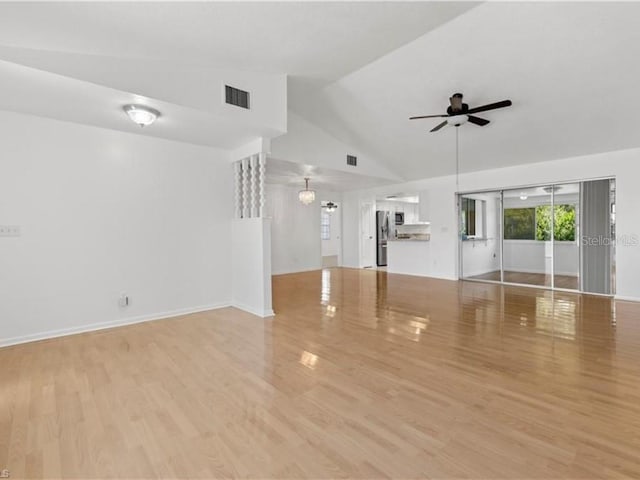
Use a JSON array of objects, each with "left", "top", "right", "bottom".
[
  {"left": 404, "top": 203, "right": 419, "bottom": 224},
  {"left": 375, "top": 199, "right": 422, "bottom": 224}
]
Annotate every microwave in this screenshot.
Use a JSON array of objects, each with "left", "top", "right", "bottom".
[{"left": 395, "top": 212, "right": 404, "bottom": 225}]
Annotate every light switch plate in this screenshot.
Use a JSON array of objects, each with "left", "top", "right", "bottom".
[{"left": 0, "top": 225, "right": 20, "bottom": 237}]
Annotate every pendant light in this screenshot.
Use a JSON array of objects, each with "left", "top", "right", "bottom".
[{"left": 298, "top": 177, "right": 316, "bottom": 205}]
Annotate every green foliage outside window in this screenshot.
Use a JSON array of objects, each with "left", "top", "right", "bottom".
[
  {"left": 504, "top": 205, "right": 576, "bottom": 241},
  {"left": 504, "top": 208, "right": 536, "bottom": 239},
  {"left": 535, "top": 205, "right": 576, "bottom": 241}
]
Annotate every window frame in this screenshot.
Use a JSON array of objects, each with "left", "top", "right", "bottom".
[{"left": 321, "top": 211, "right": 331, "bottom": 241}]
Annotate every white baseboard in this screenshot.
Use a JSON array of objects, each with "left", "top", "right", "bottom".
[
  {"left": 615, "top": 295, "right": 640, "bottom": 303},
  {"left": 231, "top": 301, "right": 275, "bottom": 318},
  {"left": 386, "top": 270, "right": 458, "bottom": 282},
  {"left": 271, "top": 266, "right": 322, "bottom": 276},
  {"left": 0, "top": 302, "right": 231, "bottom": 349}
]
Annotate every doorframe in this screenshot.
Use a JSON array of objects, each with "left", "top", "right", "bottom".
[
  {"left": 320, "top": 200, "right": 343, "bottom": 268},
  {"left": 359, "top": 201, "right": 375, "bottom": 268}
]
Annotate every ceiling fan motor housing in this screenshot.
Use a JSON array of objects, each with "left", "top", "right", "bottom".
[{"left": 447, "top": 94, "right": 469, "bottom": 115}]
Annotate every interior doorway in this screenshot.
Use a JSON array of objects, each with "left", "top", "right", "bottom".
[{"left": 321, "top": 200, "right": 342, "bottom": 268}]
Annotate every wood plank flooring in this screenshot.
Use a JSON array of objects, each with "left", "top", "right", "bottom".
[{"left": 2, "top": 268, "right": 640, "bottom": 478}]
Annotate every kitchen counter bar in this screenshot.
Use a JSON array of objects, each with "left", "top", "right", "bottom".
[{"left": 387, "top": 239, "right": 431, "bottom": 277}]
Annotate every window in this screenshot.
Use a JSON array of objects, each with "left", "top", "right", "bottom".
[
  {"left": 460, "top": 197, "right": 486, "bottom": 238},
  {"left": 321, "top": 212, "right": 331, "bottom": 240},
  {"left": 461, "top": 197, "right": 476, "bottom": 236},
  {"left": 504, "top": 208, "right": 536, "bottom": 239},
  {"left": 503, "top": 205, "right": 576, "bottom": 241}
]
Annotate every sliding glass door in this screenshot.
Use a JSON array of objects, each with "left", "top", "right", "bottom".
[
  {"left": 460, "top": 191, "right": 502, "bottom": 282},
  {"left": 459, "top": 179, "right": 615, "bottom": 295},
  {"left": 502, "top": 186, "right": 552, "bottom": 288},
  {"left": 553, "top": 183, "right": 580, "bottom": 291}
]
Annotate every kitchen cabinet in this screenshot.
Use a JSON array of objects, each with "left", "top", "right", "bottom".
[{"left": 403, "top": 203, "right": 419, "bottom": 224}]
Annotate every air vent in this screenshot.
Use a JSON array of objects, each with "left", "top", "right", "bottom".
[
  {"left": 347, "top": 155, "right": 357, "bottom": 166},
  {"left": 225, "top": 85, "right": 250, "bottom": 109}
]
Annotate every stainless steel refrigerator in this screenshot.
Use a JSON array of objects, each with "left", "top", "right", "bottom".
[{"left": 376, "top": 210, "right": 390, "bottom": 266}]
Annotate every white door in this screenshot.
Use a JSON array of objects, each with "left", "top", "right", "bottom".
[{"left": 360, "top": 202, "right": 375, "bottom": 268}]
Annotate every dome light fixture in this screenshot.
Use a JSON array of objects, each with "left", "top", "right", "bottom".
[
  {"left": 123, "top": 104, "right": 160, "bottom": 127},
  {"left": 298, "top": 177, "right": 316, "bottom": 205},
  {"left": 448, "top": 114, "right": 468, "bottom": 127},
  {"left": 519, "top": 192, "right": 528, "bottom": 200}
]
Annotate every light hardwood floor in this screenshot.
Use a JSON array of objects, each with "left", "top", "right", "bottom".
[{"left": 2, "top": 268, "right": 640, "bottom": 478}]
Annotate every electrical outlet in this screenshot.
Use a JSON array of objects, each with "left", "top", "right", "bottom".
[
  {"left": 118, "top": 293, "right": 130, "bottom": 308},
  {"left": 0, "top": 225, "right": 20, "bottom": 237}
]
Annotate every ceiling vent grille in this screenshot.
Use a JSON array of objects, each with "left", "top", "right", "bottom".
[
  {"left": 225, "top": 85, "right": 250, "bottom": 109},
  {"left": 347, "top": 155, "right": 357, "bottom": 166}
]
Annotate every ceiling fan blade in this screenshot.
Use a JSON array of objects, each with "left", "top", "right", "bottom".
[
  {"left": 430, "top": 121, "right": 448, "bottom": 132},
  {"left": 409, "top": 114, "right": 448, "bottom": 120},
  {"left": 466, "top": 100, "right": 512, "bottom": 114},
  {"left": 467, "top": 115, "right": 490, "bottom": 126}
]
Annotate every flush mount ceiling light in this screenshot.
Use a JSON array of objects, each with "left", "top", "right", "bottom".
[
  {"left": 323, "top": 201, "right": 338, "bottom": 213},
  {"left": 298, "top": 177, "right": 316, "bottom": 205},
  {"left": 123, "top": 104, "right": 160, "bottom": 127},
  {"left": 520, "top": 192, "right": 528, "bottom": 200}
]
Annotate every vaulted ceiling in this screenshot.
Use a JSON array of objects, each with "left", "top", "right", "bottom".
[
  {"left": 292, "top": 2, "right": 640, "bottom": 180},
  {"left": 1, "top": 2, "right": 639, "bottom": 184}
]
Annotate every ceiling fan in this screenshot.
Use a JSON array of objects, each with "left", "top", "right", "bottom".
[{"left": 410, "top": 93, "right": 512, "bottom": 132}]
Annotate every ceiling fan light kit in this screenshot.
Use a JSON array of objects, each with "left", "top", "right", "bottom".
[
  {"left": 448, "top": 115, "right": 468, "bottom": 127},
  {"left": 323, "top": 201, "right": 338, "bottom": 212}
]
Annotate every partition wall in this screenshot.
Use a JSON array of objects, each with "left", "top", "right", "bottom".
[{"left": 459, "top": 179, "right": 615, "bottom": 295}]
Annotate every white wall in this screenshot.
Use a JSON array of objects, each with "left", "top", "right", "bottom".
[
  {"left": 267, "top": 184, "right": 344, "bottom": 275},
  {"left": 502, "top": 240, "right": 578, "bottom": 276},
  {"left": 343, "top": 147, "right": 640, "bottom": 300},
  {"left": 264, "top": 184, "right": 315, "bottom": 275},
  {"left": 0, "top": 111, "right": 233, "bottom": 346},
  {"left": 231, "top": 218, "right": 273, "bottom": 317},
  {"left": 267, "top": 184, "right": 321, "bottom": 275},
  {"left": 341, "top": 191, "right": 362, "bottom": 268}
]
